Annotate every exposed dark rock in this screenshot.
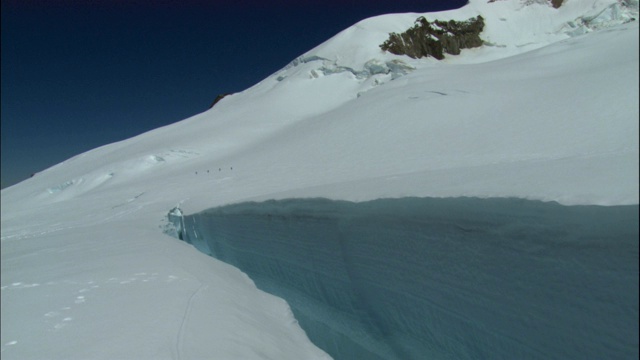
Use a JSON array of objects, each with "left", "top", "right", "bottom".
[
  {"left": 209, "top": 93, "right": 232, "bottom": 109},
  {"left": 551, "top": 0, "right": 564, "bottom": 8},
  {"left": 380, "top": 16, "right": 485, "bottom": 60},
  {"left": 489, "top": 0, "right": 563, "bottom": 7}
]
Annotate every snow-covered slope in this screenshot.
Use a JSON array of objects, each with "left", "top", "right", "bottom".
[{"left": 2, "top": 0, "right": 638, "bottom": 358}]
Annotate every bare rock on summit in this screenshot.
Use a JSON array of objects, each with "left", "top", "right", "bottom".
[
  {"left": 380, "top": 16, "right": 485, "bottom": 60},
  {"left": 488, "top": 0, "right": 563, "bottom": 7},
  {"left": 209, "top": 93, "right": 232, "bottom": 109}
]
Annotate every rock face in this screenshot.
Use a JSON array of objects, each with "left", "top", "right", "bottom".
[
  {"left": 209, "top": 93, "right": 232, "bottom": 109},
  {"left": 380, "top": 16, "right": 485, "bottom": 60},
  {"left": 490, "top": 0, "right": 563, "bottom": 7}
]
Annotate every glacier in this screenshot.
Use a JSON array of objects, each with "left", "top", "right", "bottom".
[
  {"left": 168, "top": 197, "right": 639, "bottom": 360},
  {"left": 2, "top": 0, "right": 638, "bottom": 358}
]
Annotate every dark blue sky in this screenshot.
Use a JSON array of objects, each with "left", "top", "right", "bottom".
[{"left": 1, "top": 0, "right": 467, "bottom": 188}]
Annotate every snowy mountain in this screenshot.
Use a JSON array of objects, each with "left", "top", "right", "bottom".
[{"left": 2, "top": 0, "right": 638, "bottom": 359}]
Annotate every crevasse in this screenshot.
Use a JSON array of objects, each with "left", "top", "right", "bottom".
[{"left": 167, "top": 197, "right": 639, "bottom": 360}]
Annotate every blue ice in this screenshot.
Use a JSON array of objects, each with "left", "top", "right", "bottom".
[{"left": 168, "top": 197, "right": 639, "bottom": 360}]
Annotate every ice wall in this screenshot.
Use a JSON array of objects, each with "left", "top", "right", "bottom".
[{"left": 168, "top": 197, "right": 639, "bottom": 360}]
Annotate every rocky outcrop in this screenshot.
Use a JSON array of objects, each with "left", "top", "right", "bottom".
[
  {"left": 209, "top": 93, "right": 232, "bottom": 109},
  {"left": 492, "top": 0, "right": 564, "bottom": 7},
  {"left": 380, "top": 16, "right": 485, "bottom": 60}
]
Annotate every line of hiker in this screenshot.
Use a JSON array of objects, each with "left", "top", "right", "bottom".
[{"left": 195, "top": 167, "right": 233, "bottom": 175}]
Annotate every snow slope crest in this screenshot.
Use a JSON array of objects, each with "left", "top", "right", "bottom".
[
  {"left": 1, "top": 1, "right": 638, "bottom": 214},
  {"left": 1, "top": 0, "right": 638, "bottom": 213},
  {"left": 279, "top": 0, "right": 638, "bottom": 82}
]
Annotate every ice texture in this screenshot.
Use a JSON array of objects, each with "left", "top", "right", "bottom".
[
  {"left": 281, "top": 55, "right": 415, "bottom": 81},
  {"left": 168, "top": 197, "right": 639, "bottom": 360}
]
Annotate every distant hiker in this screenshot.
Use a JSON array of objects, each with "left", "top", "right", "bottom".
[
  {"left": 195, "top": 171, "right": 198, "bottom": 175},
  {"left": 219, "top": 168, "right": 221, "bottom": 171}
]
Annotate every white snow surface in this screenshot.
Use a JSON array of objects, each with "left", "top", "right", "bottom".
[{"left": 2, "top": 0, "right": 638, "bottom": 358}]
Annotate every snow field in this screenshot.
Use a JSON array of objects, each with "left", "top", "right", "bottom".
[{"left": 2, "top": 0, "right": 638, "bottom": 358}]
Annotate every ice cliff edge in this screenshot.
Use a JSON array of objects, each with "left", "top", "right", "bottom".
[{"left": 168, "top": 197, "right": 639, "bottom": 360}]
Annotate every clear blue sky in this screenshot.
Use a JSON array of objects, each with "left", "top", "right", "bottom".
[{"left": 1, "top": 0, "right": 467, "bottom": 188}]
